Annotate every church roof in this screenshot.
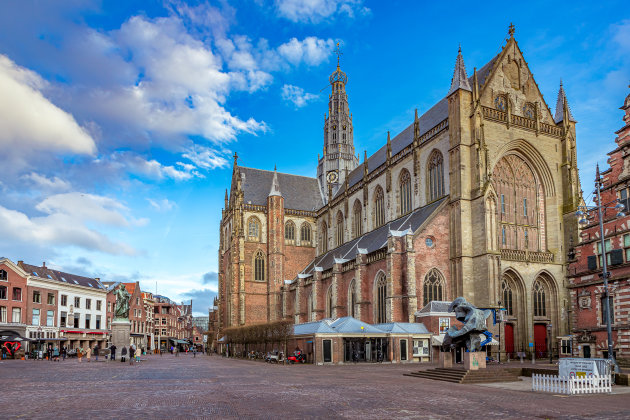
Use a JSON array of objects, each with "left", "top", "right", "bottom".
[
  {"left": 239, "top": 167, "right": 323, "bottom": 211},
  {"left": 298, "top": 197, "right": 447, "bottom": 276},
  {"left": 20, "top": 262, "right": 105, "bottom": 290}
]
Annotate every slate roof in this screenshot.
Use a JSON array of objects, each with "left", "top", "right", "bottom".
[
  {"left": 298, "top": 197, "right": 447, "bottom": 276},
  {"left": 238, "top": 167, "right": 323, "bottom": 211},
  {"left": 21, "top": 262, "right": 105, "bottom": 290},
  {"left": 414, "top": 301, "right": 454, "bottom": 316},
  {"left": 293, "top": 317, "right": 430, "bottom": 335},
  {"left": 334, "top": 52, "right": 501, "bottom": 201}
]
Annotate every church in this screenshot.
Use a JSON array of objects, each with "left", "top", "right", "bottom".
[{"left": 218, "top": 26, "right": 582, "bottom": 359}]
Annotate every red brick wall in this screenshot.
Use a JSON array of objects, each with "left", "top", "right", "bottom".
[
  {"left": 0, "top": 262, "right": 27, "bottom": 323},
  {"left": 414, "top": 209, "right": 451, "bottom": 306}
]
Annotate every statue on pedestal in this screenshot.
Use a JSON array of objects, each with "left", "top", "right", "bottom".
[
  {"left": 442, "top": 297, "right": 491, "bottom": 352},
  {"left": 114, "top": 284, "right": 131, "bottom": 320}
]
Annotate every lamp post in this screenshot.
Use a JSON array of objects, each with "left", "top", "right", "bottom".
[
  {"left": 576, "top": 164, "right": 624, "bottom": 373},
  {"left": 547, "top": 323, "right": 552, "bottom": 365}
]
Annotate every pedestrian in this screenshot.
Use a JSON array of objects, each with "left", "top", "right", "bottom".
[
  {"left": 135, "top": 347, "right": 141, "bottom": 363},
  {"left": 121, "top": 346, "right": 127, "bottom": 363},
  {"left": 175, "top": 346, "right": 179, "bottom": 357},
  {"left": 61, "top": 345, "right": 66, "bottom": 361},
  {"left": 86, "top": 345, "right": 92, "bottom": 362},
  {"left": 77, "top": 347, "right": 83, "bottom": 363},
  {"left": 1, "top": 345, "right": 6, "bottom": 359},
  {"left": 53, "top": 345, "right": 59, "bottom": 362},
  {"left": 47, "top": 344, "right": 53, "bottom": 361},
  {"left": 193, "top": 347, "right": 196, "bottom": 358},
  {"left": 129, "top": 347, "right": 134, "bottom": 365},
  {"left": 93, "top": 344, "right": 99, "bottom": 362},
  {"left": 110, "top": 344, "right": 116, "bottom": 361}
]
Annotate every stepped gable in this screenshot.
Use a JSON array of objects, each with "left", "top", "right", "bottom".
[
  {"left": 239, "top": 167, "right": 323, "bottom": 211},
  {"left": 20, "top": 262, "right": 104, "bottom": 289},
  {"left": 335, "top": 52, "right": 501, "bottom": 201},
  {"left": 298, "top": 197, "right": 447, "bottom": 276}
]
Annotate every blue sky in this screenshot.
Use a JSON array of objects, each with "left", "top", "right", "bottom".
[{"left": 0, "top": 1, "right": 628, "bottom": 315}]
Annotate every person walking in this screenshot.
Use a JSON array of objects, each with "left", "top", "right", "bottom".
[
  {"left": 129, "top": 345, "right": 135, "bottom": 365},
  {"left": 53, "top": 345, "right": 59, "bottom": 362},
  {"left": 1, "top": 345, "right": 7, "bottom": 359},
  {"left": 77, "top": 347, "right": 83, "bottom": 363},
  {"left": 61, "top": 345, "right": 67, "bottom": 361},
  {"left": 47, "top": 344, "right": 53, "bottom": 361},
  {"left": 175, "top": 346, "right": 179, "bottom": 357},
  {"left": 120, "top": 346, "right": 127, "bottom": 363},
  {"left": 94, "top": 344, "right": 99, "bottom": 362},
  {"left": 85, "top": 345, "right": 92, "bottom": 362},
  {"left": 135, "top": 347, "right": 141, "bottom": 363},
  {"left": 110, "top": 344, "right": 116, "bottom": 361}
]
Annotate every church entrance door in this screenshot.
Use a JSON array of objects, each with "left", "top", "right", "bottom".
[
  {"left": 504, "top": 323, "right": 515, "bottom": 357},
  {"left": 534, "top": 323, "right": 547, "bottom": 357}
]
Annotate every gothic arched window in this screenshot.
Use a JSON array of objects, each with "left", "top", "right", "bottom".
[
  {"left": 428, "top": 151, "right": 444, "bottom": 201},
  {"left": 352, "top": 200, "right": 362, "bottom": 239},
  {"left": 254, "top": 251, "right": 265, "bottom": 282},
  {"left": 301, "top": 223, "right": 311, "bottom": 245},
  {"left": 326, "top": 286, "right": 333, "bottom": 318},
  {"left": 399, "top": 169, "right": 412, "bottom": 216},
  {"left": 533, "top": 280, "right": 546, "bottom": 317},
  {"left": 423, "top": 268, "right": 444, "bottom": 306},
  {"left": 523, "top": 103, "right": 535, "bottom": 119},
  {"left": 285, "top": 221, "right": 295, "bottom": 244},
  {"left": 336, "top": 211, "right": 344, "bottom": 247},
  {"left": 375, "top": 273, "right": 387, "bottom": 323},
  {"left": 248, "top": 217, "right": 261, "bottom": 242},
  {"left": 348, "top": 279, "right": 356, "bottom": 318},
  {"left": 321, "top": 221, "right": 328, "bottom": 253},
  {"left": 495, "top": 95, "right": 507, "bottom": 112},
  {"left": 374, "top": 186, "right": 385, "bottom": 228},
  {"left": 307, "top": 292, "right": 313, "bottom": 321},
  {"left": 502, "top": 280, "right": 513, "bottom": 316}
]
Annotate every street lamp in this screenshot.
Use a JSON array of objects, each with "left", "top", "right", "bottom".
[
  {"left": 576, "top": 164, "right": 623, "bottom": 373},
  {"left": 546, "top": 323, "right": 552, "bottom": 364}
]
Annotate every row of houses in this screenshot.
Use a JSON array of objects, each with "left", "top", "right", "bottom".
[{"left": 0, "top": 257, "right": 199, "bottom": 357}]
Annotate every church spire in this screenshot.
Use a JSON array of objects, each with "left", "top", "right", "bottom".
[
  {"left": 554, "top": 80, "right": 576, "bottom": 124},
  {"left": 448, "top": 46, "right": 472, "bottom": 95},
  {"left": 268, "top": 166, "right": 282, "bottom": 197}
]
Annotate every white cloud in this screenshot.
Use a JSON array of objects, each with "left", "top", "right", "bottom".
[
  {"left": 182, "top": 145, "right": 230, "bottom": 170},
  {"left": 278, "top": 37, "right": 335, "bottom": 66},
  {"left": 281, "top": 84, "right": 319, "bottom": 108},
  {"left": 108, "top": 152, "right": 202, "bottom": 182},
  {"left": 22, "top": 173, "right": 72, "bottom": 193},
  {"left": 0, "top": 55, "right": 96, "bottom": 158},
  {"left": 274, "top": 0, "right": 369, "bottom": 23},
  {"left": 147, "top": 198, "right": 176, "bottom": 212}
]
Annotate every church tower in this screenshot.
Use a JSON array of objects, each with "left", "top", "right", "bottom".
[{"left": 317, "top": 44, "right": 359, "bottom": 201}]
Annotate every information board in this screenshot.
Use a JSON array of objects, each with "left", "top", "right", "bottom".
[{"left": 559, "top": 358, "right": 600, "bottom": 378}]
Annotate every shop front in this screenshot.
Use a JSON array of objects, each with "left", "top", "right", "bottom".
[{"left": 0, "top": 328, "right": 30, "bottom": 359}]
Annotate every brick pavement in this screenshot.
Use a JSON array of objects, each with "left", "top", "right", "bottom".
[{"left": 1, "top": 355, "right": 629, "bottom": 419}]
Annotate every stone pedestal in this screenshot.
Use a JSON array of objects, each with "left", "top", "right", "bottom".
[
  {"left": 111, "top": 320, "right": 131, "bottom": 352},
  {"left": 464, "top": 351, "right": 486, "bottom": 370},
  {"left": 439, "top": 351, "right": 453, "bottom": 368}
]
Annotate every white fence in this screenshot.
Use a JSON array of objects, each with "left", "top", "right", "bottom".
[{"left": 532, "top": 374, "right": 612, "bottom": 395}]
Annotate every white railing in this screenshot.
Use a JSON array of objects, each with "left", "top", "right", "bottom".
[{"left": 532, "top": 374, "right": 612, "bottom": 394}]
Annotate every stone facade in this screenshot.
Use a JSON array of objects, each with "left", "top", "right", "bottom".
[
  {"left": 568, "top": 87, "right": 630, "bottom": 362},
  {"left": 217, "top": 28, "right": 581, "bottom": 359}
]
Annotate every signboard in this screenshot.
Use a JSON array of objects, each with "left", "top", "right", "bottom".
[
  {"left": 559, "top": 358, "right": 605, "bottom": 378},
  {"left": 528, "top": 342, "right": 533, "bottom": 347}
]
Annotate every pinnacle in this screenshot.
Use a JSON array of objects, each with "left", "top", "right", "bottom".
[
  {"left": 554, "top": 80, "right": 576, "bottom": 123},
  {"left": 448, "top": 47, "right": 472, "bottom": 95}
]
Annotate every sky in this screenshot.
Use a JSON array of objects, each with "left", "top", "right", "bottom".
[{"left": 0, "top": 1, "right": 628, "bottom": 316}]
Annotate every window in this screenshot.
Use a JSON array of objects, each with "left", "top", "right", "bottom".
[
  {"left": 502, "top": 280, "right": 513, "bottom": 316},
  {"left": 533, "top": 280, "right": 546, "bottom": 317},
  {"left": 85, "top": 314, "right": 91, "bottom": 329},
  {"left": 60, "top": 311, "right": 67, "bottom": 327},
  {"left": 352, "top": 200, "right": 362, "bottom": 238},
  {"left": 60, "top": 295, "right": 67, "bottom": 306},
  {"left": 597, "top": 239, "right": 612, "bottom": 267},
  {"left": 96, "top": 300, "right": 102, "bottom": 311},
  {"left": 300, "top": 223, "right": 311, "bottom": 245},
  {"left": 374, "top": 186, "right": 385, "bottom": 227},
  {"left": 321, "top": 221, "right": 328, "bottom": 253},
  {"left": 0, "top": 306, "right": 5, "bottom": 323},
  {"left": 413, "top": 339, "right": 429, "bottom": 357},
  {"left": 136, "top": 297, "right": 139, "bottom": 305},
  {"left": 601, "top": 295, "right": 614, "bottom": 324},
  {"left": 248, "top": 217, "right": 261, "bottom": 241},
  {"left": 524, "top": 230, "right": 529, "bottom": 249},
  {"left": 47, "top": 310, "right": 54, "bottom": 326},
  {"left": 33, "top": 291, "right": 41, "bottom": 303},
  {"left": 523, "top": 198, "right": 528, "bottom": 217},
  {"left": 74, "top": 314, "right": 80, "bottom": 328},
  {"left": 162, "top": 318, "right": 167, "bottom": 325},
  {"left": 0, "top": 269, "right": 7, "bottom": 280},
  {"left": 428, "top": 151, "right": 445, "bottom": 201},
  {"left": 162, "top": 328, "right": 167, "bottom": 336},
  {"left": 619, "top": 188, "right": 630, "bottom": 214},
  {"left": 326, "top": 286, "right": 333, "bottom": 318},
  {"left": 0, "top": 286, "right": 6, "bottom": 300},
  {"left": 348, "top": 279, "right": 356, "bottom": 318},
  {"left": 285, "top": 221, "right": 295, "bottom": 244},
  {"left": 523, "top": 103, "right": 535, "bottom": 119},
  {"left": 107, "top": 302, "right": 111, "bottom": 312},
  {"left": 375, "top": 273, "right": 387, "bottom": 323},
  {"left": 423, "top": 268, "right": 444, "bottom": 305},
  {"left": 501, "top": 194, "right": 506, "bottom": 213},
  {"left": 86, "top": 299, "right": 92, "bottom": 310},
  {"left": 400, "top": 339, "right": 408, "bottom": 361},
  {"left": 96, "top": 315, "right": 102, "bottom": 329},
  {"left": 336, "top": 211, "right": 344, "bottom": 247},
  {"left": 439, "top": 318, "right": 450, "bottom": 334},
  {"left": 12, "top": 307, "right": 21, "bottom": 323},
  {"left": 495, "top": 95, "right": 507, "bottom": 112},
  {"left": 74, "top": 297, "right": 80, "bottom": 308},
  {"left": 307, "top": 292, "right": 313, "bottom": 321},
  {"left": 560, "top": 339, "right": 572, "bottom": 355},
  {"left": 47, "top": 293, "right": 55, "bottom": 305},
  {"left": 254, "top": 251, "right": 265, "bottom": 281},
  {"left": 32, "top": 308, "right": 40, "bottom": 325},
  {"left": 502, "top": 227, "right": 506, "bottom": 245},
  {"left": 399, "top": 169, "right": 412, "bottom": 215}
]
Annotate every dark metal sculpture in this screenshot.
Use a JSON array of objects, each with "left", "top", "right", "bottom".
[{"left": 442, "top": 297, "right": 492, "bottom": 352}]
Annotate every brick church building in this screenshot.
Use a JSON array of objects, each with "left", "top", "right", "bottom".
[{"left": 218, "top": 26, "right": 582, "bottom": 359}]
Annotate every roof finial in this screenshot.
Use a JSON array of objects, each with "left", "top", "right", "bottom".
[
  {"left": 274, "top": 164, "right": 277, "bottom": 171},
  {"left": 233, "top": 152, "right": 238, "bottom": 166},
  {"left": 334, "top": 42, "right": 342, "bottom": 69},
  {"left": 508, "top": 22, "right": 515, "bottom": 38}
]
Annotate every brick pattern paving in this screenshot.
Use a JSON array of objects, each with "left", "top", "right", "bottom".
[{"left": 1, "top": 355, "right": 629, "bottom": 419}]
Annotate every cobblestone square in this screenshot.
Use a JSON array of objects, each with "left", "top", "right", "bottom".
[{"left": 1, "top": 354, "right": 629, "bottom": 419}]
